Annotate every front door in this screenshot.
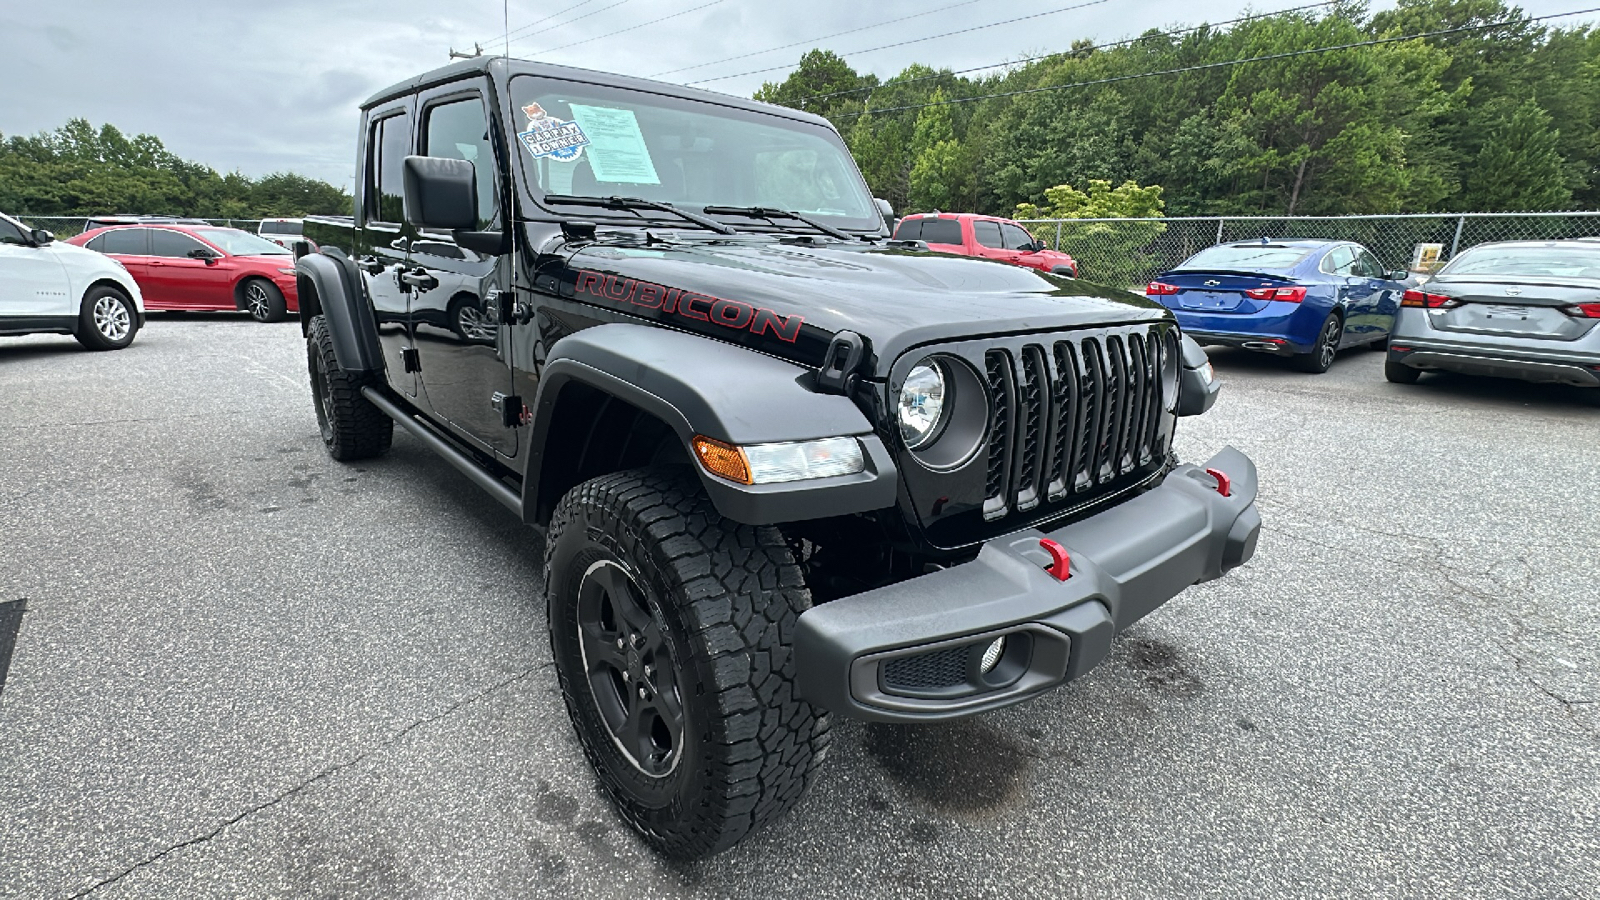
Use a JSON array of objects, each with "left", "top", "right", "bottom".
[
  {"left": 0, "top": 220, "right": 70, "bottom": 317},
  {"left": 145, "top": 229, "right": 232, "bottom": 308},
  {"left": 406, "top": 83, "right": 516, "bottom": 457},
  {"left": 359, "top": 101, "right": 418, "bottom": 397}
]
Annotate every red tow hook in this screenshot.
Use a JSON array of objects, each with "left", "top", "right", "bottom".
[
  {"left": 1039, "top": 538, "right": 1072, "bottom": 582},
  {"left": 1205, "top": 468, "right": 1232, "bottom": 498}
]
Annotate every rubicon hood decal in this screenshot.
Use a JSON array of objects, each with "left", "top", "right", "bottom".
[{"left": 575, "top": 270, "right": 803, "bottom": 343}]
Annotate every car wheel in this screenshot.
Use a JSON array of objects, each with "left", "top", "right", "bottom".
[
  {"left": 1292, "top": 314, "right": 1343, "bottom": 374},
  {"left": 306, "top": 316, "right": 393, "bottom": 460},
  {"left": 244, "top": 278, "right": 288, "bottom": 323},
  {"left": 448, "top": 293, "right": 491, "bottom": 341},
  {"left": 546, "top": 468, "right": 830, "bottom": 860},
  {"left": 1384, "top": 359, "right": 1422, "bottom": 384},
  {"left": 73, "top": 285, "right": 139, "bottom": 351}
]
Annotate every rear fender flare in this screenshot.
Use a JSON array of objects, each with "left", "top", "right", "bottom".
[
  {"left": 524, "top": 323, "right": 898, "bottom": 526},
  {"left": 295, "top": 251, "right": 383, "bottom": 374}
]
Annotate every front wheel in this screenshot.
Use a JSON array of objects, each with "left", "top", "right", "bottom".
[
  {"left": 306, "top": 316, "right": 392, "bottom": 460},
  {"left": 73, "top": 286, "right": 139, "bottom": 351},
  {"left": 1292, "top": 314, "right": 1343, "bottom": 374},
  {"left": 244, "top": 278, "right": 288, "bottom": 323},
  {"left": 546, "top": 468, "right": 830, "bottom": 859}
]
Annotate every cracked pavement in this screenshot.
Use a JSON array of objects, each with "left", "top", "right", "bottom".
[{"left": 1, "top": 318, "right": 1596, "bottom": 899}]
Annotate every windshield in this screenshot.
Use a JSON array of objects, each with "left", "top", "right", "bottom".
[
  {"left": 511, "top": 76, "right": 878, "bottom": 231},
  {"left": 195, "top": 228, "right": 291, "bottom": 256},
  {"left": 1178, "top": 244, "right": 1313, "bottom": 271},
  {"left": 1441, "top": 244, "right": 1600, "bottom": 279}
]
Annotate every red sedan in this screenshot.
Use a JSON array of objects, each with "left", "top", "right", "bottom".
[
  {"left": 67, "top": 224, "right": 299, "bottom": 321},
  {"left": 892, "top": 212, "right": 1079, "bottom": 278}
]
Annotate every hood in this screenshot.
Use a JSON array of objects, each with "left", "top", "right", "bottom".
[
  {"left": 233, "top": 254, "right": 296, "bottom": 267},
  {"left": 549, "top": 232, "right": 1168, "bottom": 373}
]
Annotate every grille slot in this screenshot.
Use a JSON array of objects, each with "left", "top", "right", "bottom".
[
  {"left": 982, "top": 326, "right": 1170, "bottom": 522},
  {"left": 882, "top": 646, "right": 971, "bottom": 692}
]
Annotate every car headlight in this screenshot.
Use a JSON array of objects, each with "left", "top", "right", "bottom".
[
  {"left": 278, "top": 267, "right": 297, "bottom": 275},
  {"left": 898, "top": 360, "right": 947, "bottom": 449},
  {"left": 691, "top": 436, "right": 865, "bottom": 485}
]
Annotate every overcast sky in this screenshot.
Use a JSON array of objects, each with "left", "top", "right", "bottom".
[{"left": 0, "top": 0, "right": 1589, "bottom": 187}]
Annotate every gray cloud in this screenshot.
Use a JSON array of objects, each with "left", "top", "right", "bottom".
[{"left": 0, "top": 0, "right": 1586, "bottom": 186}]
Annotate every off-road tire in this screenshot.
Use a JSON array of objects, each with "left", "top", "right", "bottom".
[
  {"left": 1384, "top": 359, "right": 1422, "bottom": 384},
  {"left": 306, "top": 315, "right": 392, "bottom": 460},
  {"left": 244, "top": 278, "right": 288, "bottom": 323},
  {"left": 545, "top": 468, "right": 831, "bottom": 859},
  {"left": 1292, "top": 313, "right": 1343, "bottom": 374},
  {"left": 73, "top": 285, "right": 138, "bottom": 351}
]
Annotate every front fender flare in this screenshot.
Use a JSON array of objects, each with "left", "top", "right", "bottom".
[
  {"left": 525, "top": 323, "right": 898, "bottom": 526},
  {"left": 296, "top": 251, "right": 383, "bottom": 374}
]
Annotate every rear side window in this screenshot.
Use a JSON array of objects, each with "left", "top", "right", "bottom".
[
  {"left": 423, "top": 96, "right": 499, "bottom": 230},
  {"left": 920, "top": 218, "right": 962, "bottom": 245},
  {"left": 367, "top": 113, "right": 411, "bottom": 224},
  {"left": 1001, "top": 223, "right": 1036, "bottom": 249},
  {"left": 1180, "top": 244, "right": 1312, "bottom": 271},
  {"left": 95, "top": 228, "right": 149, "bottom": 255},
  {"left": 893, "top": 218, "right": 921, "bottom": 241},
  {"left": 149, "top": 230, "right": 208, "bottom": 258},
  {"left": 973, "top": 221, "right": 1003, "bottom": 249}
]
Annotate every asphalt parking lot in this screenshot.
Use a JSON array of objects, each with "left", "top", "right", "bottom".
[{"left": 1, "top": 316, "right": 1596, "bottom": 899}]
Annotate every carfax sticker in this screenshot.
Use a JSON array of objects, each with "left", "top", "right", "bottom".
[{"left": 518, "top": 103, "right": 589, "bottom": 162}]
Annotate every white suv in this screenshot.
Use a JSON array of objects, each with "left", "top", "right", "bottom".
[
  {"left": 258, "top": 218, "right": 306, "bottom": 250},
  {"left": 0, "top": 213, "right": 146, "bottom": 350}
]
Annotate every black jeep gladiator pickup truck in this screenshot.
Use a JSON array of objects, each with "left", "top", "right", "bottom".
[{"left": 297, "top": 56, "right": 1260, "bottom": 858}]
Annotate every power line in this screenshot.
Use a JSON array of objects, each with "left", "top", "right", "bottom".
[
  {"left": 529, "top": 0, "right": 729, "bottom": 56},
  {"left": 686, "top": 0, "right": 1112, "bottom": 86},
  {"left": 796, "top": 0, "right": 1339, "bottom": 107},
  {"left": 649, "top": 0, "right": 987, "bottom": 78},
  {"left": 508, "top": 0, "right": 636, "bottom": 48},
  {"left": 481, "top": 0, "right": 602, "bottom": 47},
  {"left": 832, "top": 6, "right": 1600, "bottom": 121}
]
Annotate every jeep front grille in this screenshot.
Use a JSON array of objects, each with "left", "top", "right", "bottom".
[{"left": 982, "top": 327, "right": 1174, "bottom": 521}]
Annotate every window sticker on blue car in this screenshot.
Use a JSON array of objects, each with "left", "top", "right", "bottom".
[
  {"left": 518, "top": 103, "right": 589, "bottom": 162},
  {"left": 568, "top": 105, "right": 660, "bottom": 185}
]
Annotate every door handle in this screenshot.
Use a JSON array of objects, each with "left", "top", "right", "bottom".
[
  {"left": 355, "top": 256, "right": 386, "bottom": 275},
  {"left": 398, "top": 267, "right": 439, "bottom": 291}
]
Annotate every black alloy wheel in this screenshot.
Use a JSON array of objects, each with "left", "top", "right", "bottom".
[
  {"left": 546, "top": 468, "right": 830, "bottom": 859},
  {"left": 244, "top": 279, "right": 288, "bottom": 323},
  {"left": 1293, "top": 314, "right": 1343, "bottom": 373}
]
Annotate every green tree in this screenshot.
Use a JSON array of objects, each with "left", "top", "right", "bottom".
[
  {"left": 1014, "top": 180, "right": 1166, "bottom": 287},
  {"left": 1463, "top": 99, "right": 1573, "bottom": 210}
]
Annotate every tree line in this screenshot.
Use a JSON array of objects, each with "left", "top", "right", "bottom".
[
  {"left": 754, "top": 0, "right": 1600, "bottom": 219},
  {"left": 0, "top": 119, "right": 351, "bottom": 220}
]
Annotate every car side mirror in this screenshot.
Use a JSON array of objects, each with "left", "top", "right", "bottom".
[
  {"left": 187, "top": 247, "right": 220, "bottom": 263},
  {"left": 1388, "top": 270, "right": 1407, "bottom": 282},
  {"left": 403, "top": 155, "right": 478, "bottom": 231},
  {"left": 29, "top": 228, "right": 54, "bottom": 246}
]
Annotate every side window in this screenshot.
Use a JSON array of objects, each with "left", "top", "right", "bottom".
[
  {"left": 149, "top": 230, "right": 208, "bottom": 259},
  {"left": 893, "top": 218, "right": 921, "bottom": 241},
  {"left": 920, "top": 218, "right": 963, "bottom": 245},
  {"left": 366, "top": 112, "right": 411, "bottom": 224},
  {"left": 0, "top": 219, "right": 27, "bottom": 245},
  {"left": 1001, "top": 223, "right": 1036, "bottom": 250},
  {"left": 1355, "top": 249, "right": 1385, "bottom": 278},
  {"left": 1322, "top": 245, "right": 1355, "bottom": 275},
  {"left": 423, "top": 95, "right": 499, "bottom": 230},
  {"left": 973, "top": 221, "right": 1004, "bottom": 249},
  {"left": 97, "top": 228, "right": 149, "bottom": 255}
]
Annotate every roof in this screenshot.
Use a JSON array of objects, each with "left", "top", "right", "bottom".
[
  {"left": 904, "top": 212, "right": 1024, "bottom": 224},
  {"left": 361, "top": 56, "right": 833, "bottom": 131}
]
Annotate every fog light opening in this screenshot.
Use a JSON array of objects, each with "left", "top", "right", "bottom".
[{"left": 979, "top": 636, "right": 1006, "bottom": 674}]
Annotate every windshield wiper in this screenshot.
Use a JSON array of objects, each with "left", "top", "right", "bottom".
[
  {"left": 701, "top": 206, "right": 856, "bottom": 242},
  {"left": 543, "top": 194, "right": 736, "bottom": 235}
]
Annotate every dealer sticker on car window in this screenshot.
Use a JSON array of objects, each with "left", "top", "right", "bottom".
[{"left": 518, "top": 103, "right": 590, "bottom": 162}]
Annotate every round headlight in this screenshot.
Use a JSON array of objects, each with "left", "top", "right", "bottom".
[{"left": 898, "top": 360, "right": 947, "bottom": 449}]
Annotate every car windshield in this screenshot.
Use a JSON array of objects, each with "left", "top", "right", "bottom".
[
  {"left": 1441, "top": 244, "right": 1600, "bottom": 279},
  {"left": 194, "top": 228, "right": 291, "bottom": 256},
  {"left": 511, "top": 76, "right": 879, "bottom": 231},
  {"left": 1178, "top": 244, "right": 1314, "bottom": 271}
]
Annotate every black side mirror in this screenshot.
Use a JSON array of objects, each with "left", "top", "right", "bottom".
[
  {"left": 29, "top": 228, "right": 54, "bottom": 246},
  {"left": 403, "top": 155, "right": 478, "bottom": 231},
  {"left": 188, "top": 247, "right": 220, "bottom": 262}
]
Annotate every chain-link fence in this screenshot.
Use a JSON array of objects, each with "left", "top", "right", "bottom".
[
  {"left": 1019, "top": 212, "right": 1600, "bottom": 288},
  {"left": 12, "top": 216, "right": 264, "bottom": 240}
]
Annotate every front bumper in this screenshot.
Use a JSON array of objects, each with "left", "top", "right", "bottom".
[{"left": 795, "top": 446, "right": 1260, "bottom": 722}]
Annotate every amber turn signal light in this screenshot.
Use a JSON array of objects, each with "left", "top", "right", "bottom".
[{"left": 692, "top": 436, "right": 752, "bottom": 484}]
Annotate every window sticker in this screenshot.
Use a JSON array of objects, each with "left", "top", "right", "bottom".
[
  {"left": 569, "top": 105, "right": 660, "bottom": 185},
  {"left": 518, "top": 103, "right": 589, "bottom": 162}
]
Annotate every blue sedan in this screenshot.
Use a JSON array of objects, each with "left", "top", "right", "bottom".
[{"left": 1146, "top": 239, "right": 1405, "bottom": 373}]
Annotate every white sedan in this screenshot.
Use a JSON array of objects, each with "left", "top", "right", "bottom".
[{"left": 0, "top": 212, "right": 146, "bottom": 350}]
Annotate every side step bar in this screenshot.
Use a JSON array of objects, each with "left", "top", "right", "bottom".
[{"left": 361, "top": 387, "right": 523, "bottom": 516}]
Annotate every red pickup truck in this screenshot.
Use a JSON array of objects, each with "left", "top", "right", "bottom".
[{"left": 892, "top": 212, "right": 1079, "bottom": 278}]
